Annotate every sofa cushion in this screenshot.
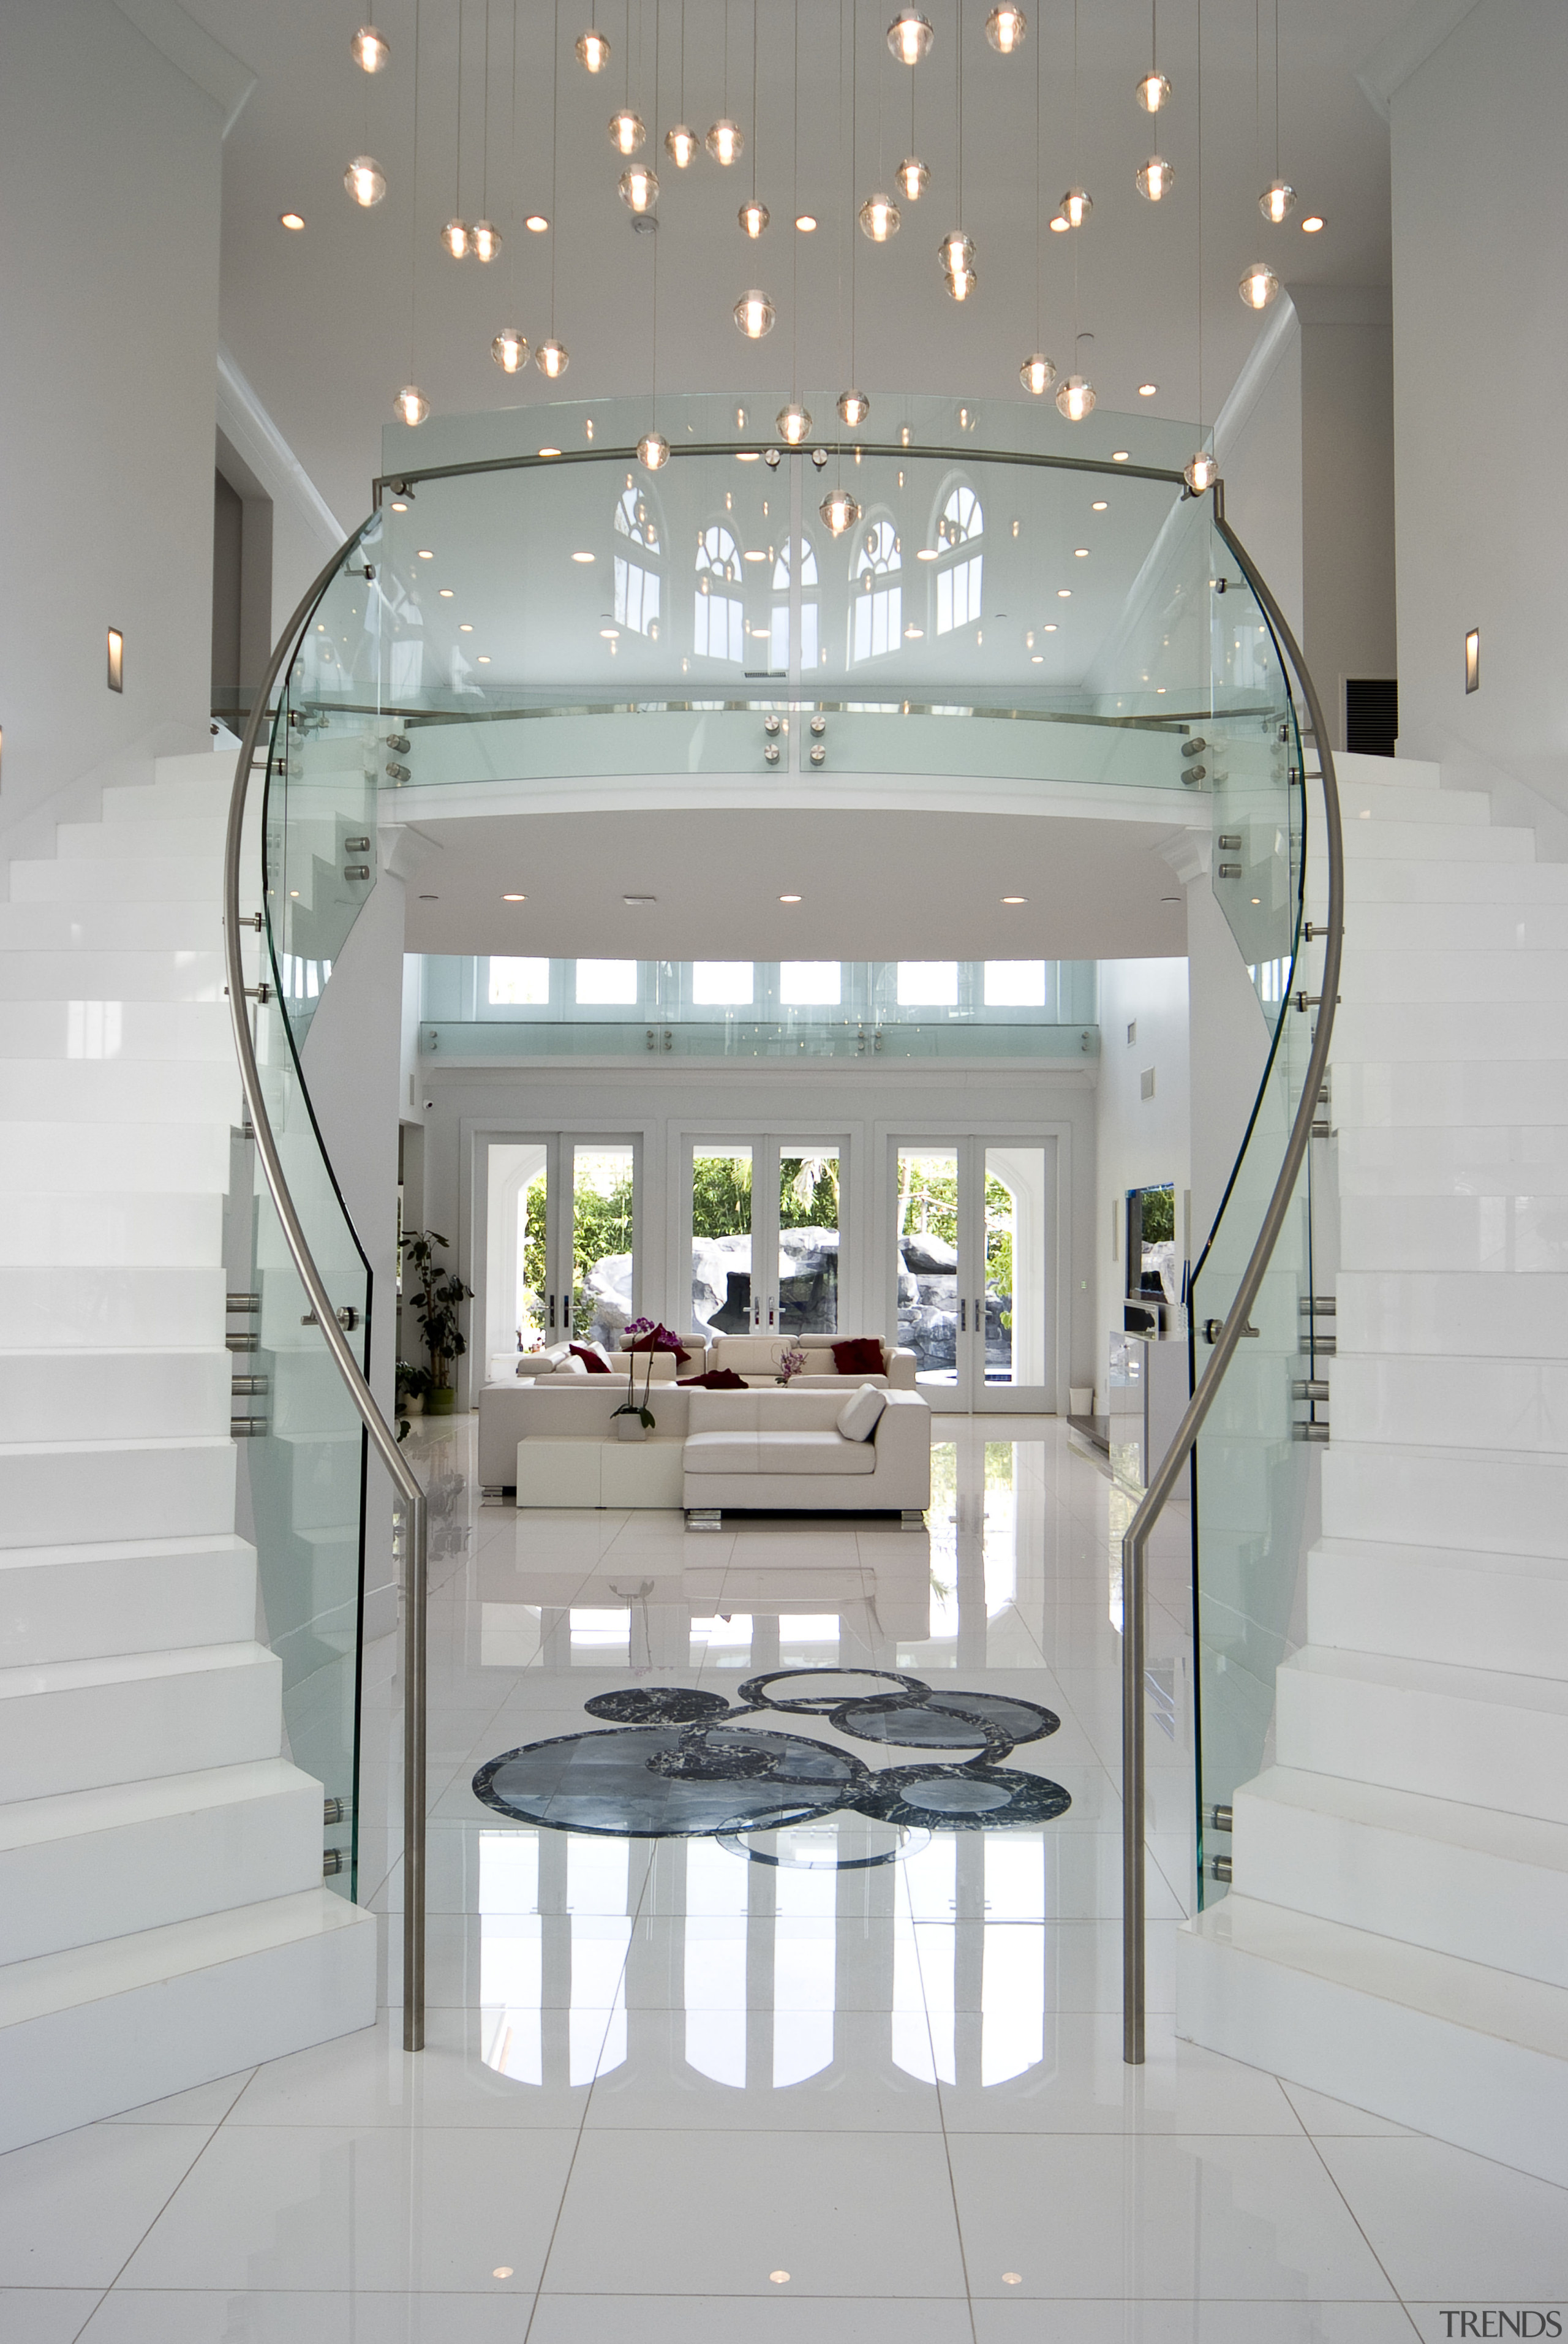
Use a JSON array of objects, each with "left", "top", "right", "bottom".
[
  {"left": 684, "top": 1429, "right": 758, "bottom": 1475},
  {"left": 757, "top": 1428, "right": 876, "bottom": 1475},
  {"left": 678, "top": 1367, "right": 748, "bottom": 1389},
  {"left": 570, "top": 1343, "right": 612, "bottom": 1374},
  {"left": 623, "top": 1330, "right": 695, "bottom": 1366},
  {"left": 514, "top": 1342, "right": 571, "bottom": 1378},
  {"left": 832, "top": 1336, "right": 886, "bottom": 1377},
  {"left": 558, "top": 1353, "right": 589, "bottom": 1377},
  {"left": 837, "top": 1384, "right": 888, "bottom": 1442}
]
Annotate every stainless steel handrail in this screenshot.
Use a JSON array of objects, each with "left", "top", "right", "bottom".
[
  {"left": 1120, "top": 485, "right": 1344, "bottom": 2064},
  {"left": 222, "top": 529, "right": 429, "bottom": 2055}
]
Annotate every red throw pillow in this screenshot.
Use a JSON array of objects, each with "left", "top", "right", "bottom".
[
  {"left": 629, "top": 1333, "right": 691, "bottom": 1365},
  {"left": 677, "top": 1367, "right": 748, "bottom": 1389},
  {"left": 570, "top": 1344, "right": 611, "bottom": 1375},
  {"left": 832, "top": 1337, "right": 884, "bottom": 1376}
]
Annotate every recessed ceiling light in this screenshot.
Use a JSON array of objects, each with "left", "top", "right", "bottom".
[
  {"left": 1049, "top": 213, "right": 1069, "bottom": 232},
  {"left": 1091, "top": 499, "right": 1107, "bottom": 510},
  {"left": 1043, "top": 622, "right": 1057, "bottom": 631},
  {"left": 769, "top": 2274, "right": 791, "bottom": 2286},
  {"left": 1003, "top": 2274, "right": 1023, "bottom": 2286},
  {"left": 478, "top": 654, "right": 491, "bottom": 662},
  {"left": 1057, "top": 588, "right": 1071, "bottom": 599},
  {"left": 289, "top": 889, "right": 300, "bottom": 898},
  {"left": 780, "top": 892, "right": 802, "bottom": 902},
  {"left": 600, "top": 626, "right": 619, "bottom": 638},
  {"left": 502, "top": 892, "right": 527, "bottom": 901},
  {"left": 1112, "top": 450, "right": 1130, "bottom": 462},
  {"left": 916, "top": 546, "right": 938, "bottom": 560},
  {"left": 279, "top": 211, "right": 305, "bottom": 230},
  {"left": 735, "top": 450, "right": 760, "bottom": 461},
  {"left": 904, "top": 624, "right": 924, "bottom": 637},
  {"left": 459, "top": 621, "right": 473, "bottom": 630},
  {"left": 1251, "top": 895, "right": 1262, "bottom": 904},
  {"left": 571, "top": 550, "right": 595, "bottom": 562},
  {"left": 526, "top": 213, "right": 549, "bottom": 231},
  {"left": 1137, "top": 382, "right": 1157, "bottom": 397},
  {"left": 417, "top": 548, "right": 434, "bottom": 559},
  {"left": 391, "top": 499, "right": 409, "bottom": 512},
  {"left": 439, "top": 586, "right": 454, "bottom": 597},
  {"left": 744, "top": 548, "right": 767, "bottom": 560},
  {"left": 1001, "top": 894, "right": 1027, "bottom": 904},
  {"left": 493, "top": 2268, "right": 514, "bottom": 2280},
  {"left": 538, "top": 446, "right": 562, "bottom": 458},
  {"left": 1074, "top": 546, "right": 1089, "bottom": 557},
  {"left": 795, "top": 213, "right": 816, "bottom": 231},
  {"left": 1301, "top": 214, "right": 1324, "bottom": 233}
]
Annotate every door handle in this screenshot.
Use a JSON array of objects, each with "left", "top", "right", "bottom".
[
  {"left": 960, "top": 1298, "right": 967, "bottom": 1333},
  {"left": 548, "top": 1293, "right": 556, "bottom": 1330},
  {"left": 564, "top": 1293, "right": 572, "bottom": 1329}
]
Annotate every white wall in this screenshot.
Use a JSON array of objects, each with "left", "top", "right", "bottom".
[
  {"left": 1390, "top": 0, "right": 1568, "bottom": 839},
  {"left": 1093, "top": 959, "right": 1192, "bottom": 1398},
  {"left": 0, "top": 0, "right": 225, "bottom": 855},
  {"left": 1217, "top": 307, "right": 1305, "bottom": 650}
]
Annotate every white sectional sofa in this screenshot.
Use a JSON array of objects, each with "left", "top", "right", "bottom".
[{"left": 706, "top": 1335, "right": 918, "bottom": 1389}]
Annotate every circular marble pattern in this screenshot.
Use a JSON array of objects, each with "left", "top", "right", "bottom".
[
  {"left": 830, "top": 1688, "right": 1061, "bottom": 1754},
  {"left": 583, "top": 1686, "right": 731, "bottom": 1725},
  {"left": 473, "top": 1722, "right": 870, "bottom": 1839},
  {"left": 735, "top": 1666, "right": 928, "bottom": 1716},
  {"left": 854, "top": 1761, "right": 1074, "bottom": 1830}
]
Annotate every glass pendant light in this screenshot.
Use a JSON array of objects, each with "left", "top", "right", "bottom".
[
  {"left": 1055, "top": 372, "right": 1096, "bottom": 420},
  {"left": 739, "top": 197, "right": 769, "bottom": 237},
  {"left": 344, "top": 156, "right": 387, "bottom": 207},
  {"left": 896, "top": 155, "right": 929, "bottom": 201},
  {"left": 1238, "top": 257, "right": 1280, "bottom": 309},
  {"left": 1020, "top": 353, "right": 1057, "bottom": 395},
  {"left": 859, "top": 192, "right": 901, "bottom": 241},
  {"left": 937, "top": 227, "right": 975, "bottom": 279},
  {"left": 837, "top": 388, "right": 871, "bottom": 425},
  {"left": 1135, "top": 155, "right": 1173, "bottom": 201},
  {"left": 1184, "top": 448, "right": 1218, "bottom": 493},
  {"left": 665, "top": 123, "right": 698, "bottom": 167},
  {"left": 620, "top": 164, "right": 659, "bottom": 212},
  {"left": 395, "top": 385, "right": 430, "bottom": 425},
  {"left": 471, "top": 219, "right": 502, "bottom": 262},
  {"left": 707, "top": 117, "right": 744, "bottom": 164},
  {"left": 535, "top": 337, "right": 570, "bottom": 377},
  {"left": 609, "top": 108, "right": 645, "bottom": 154},
  {"left": 491, "top": 326, "right": 529, "bottom": 372},
  {"left": 350, "top": 24, "right": 390, "bottom": 72},
  {"left": 440, "top": 216, "right": 471, "bottom": 257},
  {"left": 576, "top": 26, "right": 611, "bottom": 70},
  {"left": 887, "top": 9, "right": 934, "bottom": 64},
  {"left": 777, "top": 403, "right": 812, "bottom": 446},
  {"left": 985, "top": 5, "right": 1027, "bottom": 55},
  {"left": 821, "top": 486, "right": 861, "bottom": 534},
  {"left": 733, "top": 288, "right": 775, "bottom": 338},
  {"left": 1060, "top": 186, "right": 1091, "bottom": 226},
  {"left": 1135, "top": 67, "right": 1170, "bottom": 110},
  {"left": 638, "top": 429, "right": 670, "bottom": 471},
  {"left": 1259, "top": 177, "right": 1295, "bottom": 223}
]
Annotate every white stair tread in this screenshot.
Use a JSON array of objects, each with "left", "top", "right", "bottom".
[
  {"left": 0, "top": 1527, "right": 253, "bottom": 1579},
  {"left": 0, "top": 1757, "right": 314, "bottom": 1854},
  {"left": 1313, "top": 1533, "right": 1568, "bottom": 1589},
  {"left": 0, "top": 1638, "right": 267, "bottom": 1703},
  {"left": 0, "top": 1433, "right": 233, "bottom": 1463},
  {"left": 0, "top": 1886, "right": 371, "bottom": 2032},
  {"left": 1245, "top": 1764, "right": 1568, "bottom": 1877},
  {"left": 1283, "top": 1642, "right": 1568, "bottom": 1717},
  {"left": 1185, "top": 1894, "right": 1568, "bottom": 2062}
]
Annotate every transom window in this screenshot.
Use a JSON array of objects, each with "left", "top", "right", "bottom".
[
  {"left": 853, "top": 518, "right": 902, "bottom": 662},
  {"left": 984, "top": 960, "right": 1047, "bottom": 1007},
  {"left": 614, "top": 480, "right": 662, "bottom": 640},
  {"left": 780, "top": 961, "right": 841, "bottom": 1006},
  {"left": 575, "top": 959, "right": 639, "bottom": 1005},
  {"left": 692, "top": 961, "right": 754, "bottom": 1006},
  {"left": 771, "top": 535, "right": 820, "bottom": 670},
  {"left": 694, "top": 523, "right": 744, "bottom": 663},
  {"left": 489, "top": 956, "right": 550, "bottom": 1006},
  {"left": 935, "top": 483, "right": 984, "bottom": 635},
  {"left": 897, "top": 961, "right": 959, "bottom": 1007}
]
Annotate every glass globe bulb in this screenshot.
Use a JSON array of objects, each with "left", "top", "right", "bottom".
[
  {"left": 1184, "top": 449, "right": 1218, "bottom": 493},
  {"left": 575, "top": 27, "right": 611, "bottom": 71},
  {"left": 886, "top": 9, "right": 934, "bottom": 64},
  {"left": 859, "top": 192, "right": 902, "bottom": 242},
  {"left": 937, "top": 227, "right": 975, "bottom": 277},
  {"left": 1055, "top": 372, "right": 1096, "bottom": 421},
  {"left": 1135, "top": 155, "right": 1173, "bottom": 202},
  {"left": 896, "top": 155, "right": 929, "bottom": 202},
  {"left": 821, "top": 486, "right": 862, "bottom": 535},
  {"left": 1238, "top": 258, "right": 1281, "bottom": 309},
  {"left": 733, "top": 288, "right": 775, "bottom": 339},
  {"left": 1060, "top": 186, "right": 1091, "bottom": 227},
  {"left": 837, "top": 388, "right": 871, "bottom": 426},
  {"left": 440, "top": 217, "right": 471, "bottom": 258},
  {"left": 707, "top": 117, "right": 744, "bottom": 165},
  {"left": 638, "top": 429, "right": 670, "bottom": 472},
  {"left": 351, "top": 24, "right": 390, "bottom": 72},
  {"left": 609, "top": 108, "right": 645, "bottom": 154},
  {"left": 739, "top": 198, "right": 769, "bottom": 237},
  {"left": 491, "top": 326, "right": 529, "bottom": 373},
  {"left": 471, "top": 218, "right": 502, "bottom": 262},
  {"left": 665, "top": 122, "right": 698, "bottom": 167},
  {"left": 344, "top": 156, "right": 386, "bottom": 207},
  {"left": 1260, "top": 178, "right": 1296, "bottom": 224},
  {"left": 1020, "top": 353, "right": 1057, "bottom": 395},
  {"left": 777, "top": 402, "right": 813, "bottom": 446},
  {"left": 535, "top": 337, "right": 570, "bottom": 378},
  {"left": 1135, "top": 67, "right": 1170, "bottom": 112},
  {"left": 985, "top": 4, "right": 1027, "bottom": 55},
  {"left": 620, "top": 164, "right": 659, "bottom": 212},
  {"left": 395, "top": 384, "right": 429, "bottom": 426},
  {"left": 942, "top": 259, "right": 978, "bottom": 301}
]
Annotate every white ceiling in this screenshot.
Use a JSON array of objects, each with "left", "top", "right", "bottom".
[{"left": 185, "top": 0, "right": 1418, "bottom": 530}]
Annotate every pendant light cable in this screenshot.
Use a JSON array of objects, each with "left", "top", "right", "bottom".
[
  {"left": 752, "top": 0, "right": 759, "bottom": 202},
  {"left": 481, "top": 0, "right": 490, "bottom": 219},
  {"left": 455, "top": 0, "right": 464, "bottom": 216},
  {"left": 550, "top": 0, "right": 560, "bottom": 331},
  {"left": 1197, "top": 0, "right": 1205, "bottom": 444},
  {"left": 1034, "top": 0, "right": 1041, "bottom": 341},
  {"left": 791, "top": 0, "right": 799, "bottom": 398},
  {"left": 509, "top": 0, "right": 518, "bottom": 298},
  {"left": 850, "top": 0, "right": 858, "bottom": 385},
  {"left": 409, "top": 0, "right": 421, "bottom": 375}
]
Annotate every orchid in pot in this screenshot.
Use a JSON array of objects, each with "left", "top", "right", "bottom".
[
  {"left": 774, "top": 1347, "right": 808, "bottom": 1385},
  {"left": 612, "top": 1317, "right": 681, "bottom": 1439}
]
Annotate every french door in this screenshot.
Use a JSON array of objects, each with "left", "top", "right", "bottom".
[
  {"left": 483, "top": 1136, "right": 638, "bottom": 1374},
  {"left": 891, "top": 1138, "right": 1055, "bottom": 1411},
  {"left": 685, "top": 1136, "right": 842, "bottom": 1340}
]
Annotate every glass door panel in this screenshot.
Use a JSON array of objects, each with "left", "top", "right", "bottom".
[
  {"left": 485, "top": 1140, "right": 549, "bottom": 1376},
  {"left": 774, "top": 1144, "right": 840, "bottom": 1337},
  {"left": 981, "top": 1146, "right": 1050, "bottom": 1404},
  {"left": 892, "top": 1140, "right": 1055, "bottom": 1409},
  {"left": 484, "top": 1136, "right": 638, "bottom": 1371},
  {"left": 691, "top": 1144, "right": 753, "bottom": 1338},
  {"left": 895, "top": 1148, "right": 962, "bottom": 1395},
  {"left": 570, "top": 1144, "right": 636, "bottom": 1347}
]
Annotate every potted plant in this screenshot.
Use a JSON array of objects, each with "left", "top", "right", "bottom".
[
  {"left": 395, "top": 1359, "right": 431, "bottom": 1442},
  {"left": 774, "top": 1345, "right": 807, "bottom": 1385},
  {"left": 400, "top": 1230, "right": 473, "bottom": 1417},
  {"left": 612, "top": 1317, "right": 680, "bottom": 1439}
]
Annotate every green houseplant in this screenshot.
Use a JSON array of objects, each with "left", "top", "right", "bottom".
[{"left": 400, "top": 1230, "right": 473, "bottom": 1416}]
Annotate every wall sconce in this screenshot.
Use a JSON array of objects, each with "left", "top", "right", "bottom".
[
  {"left": 107, "top": 629, "right": 124, "bottom": 692},
  {"left": 1464, "top": 628, "right": 1480, "bottom": 694}
]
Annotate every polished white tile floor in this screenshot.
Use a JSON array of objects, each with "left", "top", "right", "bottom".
[{"left": 7, "top": 1416, "right": 1566, "bottom": 2340}]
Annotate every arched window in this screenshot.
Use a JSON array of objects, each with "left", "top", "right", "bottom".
[
  {"left": 693, "top": 523, "right": 744, "bottom": 662},
  {"left": 852, "top": 518, "right": 902, "bottom": 662},
  {"left": 769, "top": 535, "right": 819, "bottom": 670},
  {"left": 935, "top": 483, "right": 983, "bottom": 635},
  {"left": 613, "top": 479, "right": 662, "bottom": 639}
]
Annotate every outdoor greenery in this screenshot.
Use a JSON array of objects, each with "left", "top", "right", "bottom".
[
  {"left": 1140, "top": 1184, "right": 1176, "bottom": 1244},
  {"left": 897, "top": 1159, "right": 1017, "bottom": 1299}
]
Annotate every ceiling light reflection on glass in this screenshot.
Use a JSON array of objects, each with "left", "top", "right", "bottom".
[
  {"left": 887, "top": 9, "right": 934, "bottom": 64},
  {"left": 707, "top": 117, "right": 744, "bottom": 165},
  {"left": 984, "top": 4, "right": 1027, "bottom": 54},
  {"left": 1019, "top": 353, "right": 1057, "bottom": 395},
  {"left": 344, "top": 156, "right": 386, "bottom": 206},
  {"left": 1135, "top": 154, "right": 1172, "bottom": 202},
  {"left": 575, "top": 26, "right": 611, "bottom": 70},
  {"left": 859, "top": 191, "right": 901, "bottom": 241},
  {"left": 665, "top": 123, "right": 698, "bottom": 167},
  {"left": 535, "top": 338, "right": 570, "bottom": 377},
  {"left": 491, "top": 326, "right": 529, "bottom": 372},
  {"left": 733, "top": 288, "right": 775, "bottom": 338}
]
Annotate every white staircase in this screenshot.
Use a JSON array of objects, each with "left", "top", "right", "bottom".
[
  {"left": 1178, "top": 752, "right": 1568, "bottom": 2185},
  {"left": 0, "top": 749, "right": 375, "bottom": 2150}
]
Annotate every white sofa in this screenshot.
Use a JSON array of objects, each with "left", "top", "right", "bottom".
[
  {"left": 706, "top": 1334, "right": 918, "bottom": 1389},
  {"left": 683, "top": 1388, "right": 930, "bottom": 1518},
  {"left": 501, "top": 1333, "right": 709, "bottom": 1382}
]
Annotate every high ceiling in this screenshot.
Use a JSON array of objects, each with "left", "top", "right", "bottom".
[{"left": 188, "top": 0, "right": 1418, "bottom": 529}]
